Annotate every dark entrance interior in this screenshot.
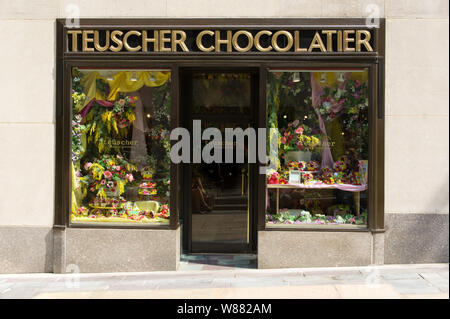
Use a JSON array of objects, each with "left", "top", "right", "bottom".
[{"left": 180, "top": 68, "right": 259, "bottom": 253}]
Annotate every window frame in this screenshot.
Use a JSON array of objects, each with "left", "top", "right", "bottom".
[{"left": 261, "top": 64, "right": 377, "bottom": 231}]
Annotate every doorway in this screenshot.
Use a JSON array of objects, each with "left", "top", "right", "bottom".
[{"left": 180, "top": 68, "right": 259, "bottom": 254}]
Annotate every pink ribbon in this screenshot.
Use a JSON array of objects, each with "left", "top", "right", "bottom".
[
  {"left": 78, "top": 98, "right": 114, "bottom": 118},
  {"left": 310, "top": 75, "right": 335, "bottom": 169}
]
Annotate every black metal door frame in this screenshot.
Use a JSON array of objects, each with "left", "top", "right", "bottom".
[{"left": 180, "top": 67, "right": 259, "bottom": 254}]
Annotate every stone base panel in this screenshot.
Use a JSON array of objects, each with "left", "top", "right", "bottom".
[{"left": 0, "top": 213, "right": 448, "bottom": 273}]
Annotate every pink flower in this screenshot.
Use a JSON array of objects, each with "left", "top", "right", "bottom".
[
  {"left": 104, "top": 171, "right": 113, "bottom": 179},
  {"left": 84, "top": 162, "right": 92, "bottom": 170},
  {"left": 101, "top": 180, "right": 106, "bottom": 185},
  {"left": 280, "top": 137, "right": 287, "bottom": 144},
  {"left": 295, "top": 126, "right": 304, "bottom": 135},
  {"left": 115, "top": 166, "right": 121, "bottom": 171},
  {"left": 355, "top": 80, "right": 361, "bottom": 88},
  {"left": 297, "top": 143, "right": 303, "bottom": 150},
  {"left": 126, "top": 174, "right": 134, "bottom": 182}
]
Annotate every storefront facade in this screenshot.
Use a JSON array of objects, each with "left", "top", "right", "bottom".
[{"left": 0, "top": 1, "right": 448, "bottom": 274}]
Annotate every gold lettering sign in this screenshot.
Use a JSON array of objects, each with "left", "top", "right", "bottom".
[{"left": 67, "top": 29, "right": 374, "bottom": 53}]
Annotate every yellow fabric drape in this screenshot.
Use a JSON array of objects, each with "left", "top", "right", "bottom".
[
  {"left": 80, "top": 71, "right": 106, "bottom": 103},
  {"left": 80, "top": 71, "right": 171, "bottom": 103},
  {"left": 312, "top": 70, "right": 369, "bottom": 87},
  {"left": 326, "top": 119, "right": 345, "bottom": 160},
  {"left": 107, "top": 71, "right": 171, "bottom": 100},
  {"left": 71, "top": 162, "right": 82, "bottom": 214}
]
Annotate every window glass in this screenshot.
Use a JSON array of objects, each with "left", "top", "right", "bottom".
[
  {"left": 71, "top": 68, "right": 171, "bottom": 225},
  {"left": 266, "top": 69, "right": 369, "bottom": 227},
  {"left": 192, "top": 72, "right": 251, "bottom": 114}
]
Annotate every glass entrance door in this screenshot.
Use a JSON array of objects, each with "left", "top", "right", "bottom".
[{"left": 181, "top": 70, "right": 257, "bottom": 253}]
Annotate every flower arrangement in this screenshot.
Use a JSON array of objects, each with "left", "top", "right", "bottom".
[
  {"left": 82, "top": 155, "right": 137, "bottom": 199},
  {"left": 317, "top": 78, "right": 369, "bottom": 123},
  {"left": 288, "top": 161, "right": 306, "bottom": 171},
  {"left": 302, "top": 172, "right": 315, "bottom": 184},
  {"left": 72, "top": 114, "right": 87, "bottom": 164},
  {"left": 83, "top": 94, "right": 137, "bottom": 153},
  {"left": 345, "top": 172, "right": 363, "bottom": 185},
  {"left": 321, "top": 167, "right": 335, "bottom": 184},
  {"left": 279, "top": 170, "right": 289, "bottom": 184},
  {"left": 158, "top": 204, "right": 170, "bottom": 219},
  {"left": 72, "top": 91, "right": 87, "bottom": 112},
  {"left": 333, "top": 155, "right": 351, "bottom": 172},
  {"left": 342, "top": 79, "right": 369, "bottom": 159},
  {"left": 267, "top": 171, "right": 279, "bottom": 184},
  {"left": 279, "top": 120, "right": 321, "bottom": 155},
  {"left": 266, "top": 209, "right": 366, "bottom": 225},
  {"left": 326, "top": 204, "right": 352, "bottom": 217},
  {"left": 306, "top": 161, "right": 320, "bottom": 171},
  {"left": 266, "top": 171, "right": 288, "bottom": 184},
  {"left": 298, "top": 134, "right": 321, "bottom": 152},
  {"left": 314, "top": 155, "right": 364, "bottom": 185},
  {"left": 74, "top": 206, "right": 89, "bottom": 217}
]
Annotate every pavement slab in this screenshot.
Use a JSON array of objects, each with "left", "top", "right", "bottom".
[
  {"left": 0, "top": 263, "right": 447, "bottom": 299},
  {"left": 334, "top": 284, "right": 401, "bottom": 299},
  {"left": 387, "top": 278, "right": 442, "bottom": 295}
]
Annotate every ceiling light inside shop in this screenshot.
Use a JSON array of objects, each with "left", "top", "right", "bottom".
[
  {"left": 337, "top": 72, "right": 345, "bottom": 82},
  {"left": 293, "top": 72, "right": 300, "bottom": 82},
  {"left": 149, "top": 72, "right": 156, "bottom": 82},
  {"left": 106, "top": 72, "right": 114, "bottom": 81},
  {"left": 320, "top": 73, "right": 326, "bottom": 83},
  {"left": 130, "top": 72, "right": 138, "bottom": 82}
]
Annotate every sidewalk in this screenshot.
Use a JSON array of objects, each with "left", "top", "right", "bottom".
[{"left": 0, "top": 263, "right": 448, "bottom": 299}]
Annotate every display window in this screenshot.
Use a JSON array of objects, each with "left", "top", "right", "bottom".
[
  {"left": 70, "top": 68, "right": 172, "bottom": 225},
  {"left": 265, "top": 68, "right": 370, "bottom": 227}
]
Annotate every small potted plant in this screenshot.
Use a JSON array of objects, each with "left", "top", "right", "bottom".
[{"left": 280, "top": 120, "right": 321, "bottom": 162}]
